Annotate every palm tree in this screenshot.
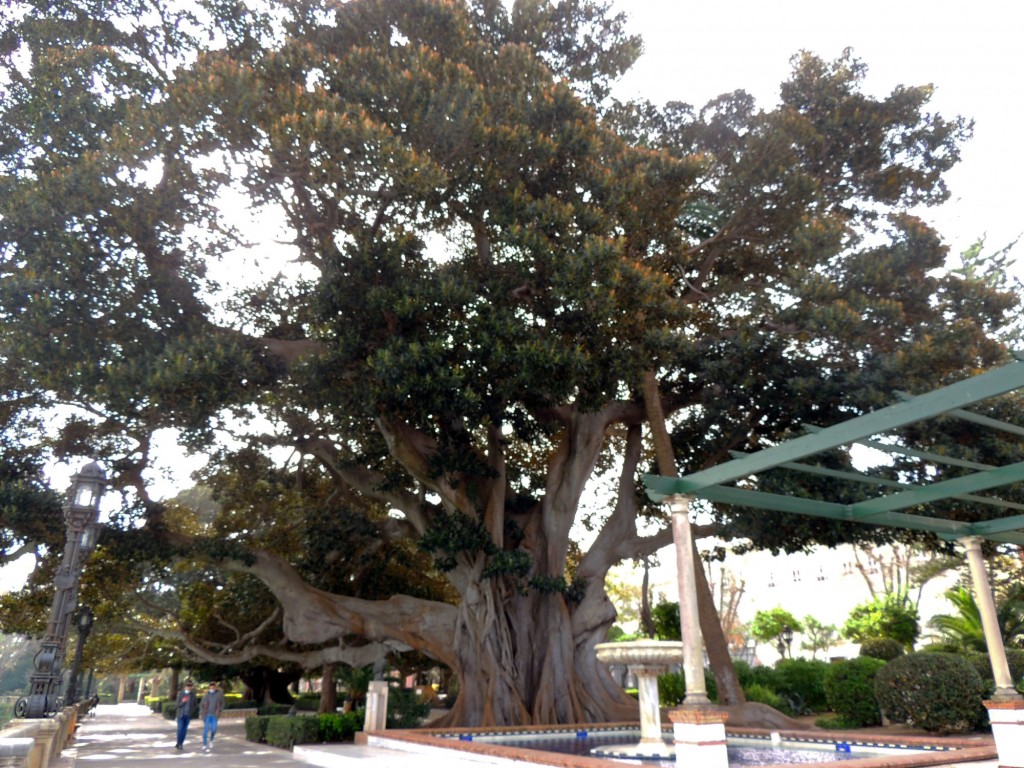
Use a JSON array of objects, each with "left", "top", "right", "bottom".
[{"left": 928, "top": 585, "right": 1024, "bottom": 652}]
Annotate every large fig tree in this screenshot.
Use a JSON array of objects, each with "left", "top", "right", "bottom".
[{"left": 1, "top": 0, "right": 1018, "bottom": 726}]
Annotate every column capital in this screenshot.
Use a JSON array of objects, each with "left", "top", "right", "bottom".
[
  {"left": 958, "top": 535, "right": 984, "bottom": 551},
  {"left": 663, "top": 494, "right": 693, "bottom": 513}
]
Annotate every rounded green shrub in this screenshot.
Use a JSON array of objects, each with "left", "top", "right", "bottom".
[
  {"left": 874, "top": 652, "right": 985, "bottom": 734},
  {"left": 859, "top": 637, "right": 905, "bottom": 661},
  {"left": 774, "top": 658, "right": 829, "bottom": 713},
  {"left": 966, "top": 648, "right": 1024, "bottom": 689},
  {"left": 743, "top": 682, "right": 786, "bottom": 712},
  {"left": 823, "top": 657, "right": 886, "bottom": 727}
]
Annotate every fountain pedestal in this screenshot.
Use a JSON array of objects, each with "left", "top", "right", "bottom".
[{"left": 594, "top": 640, "right": 683, "bottom": 758}]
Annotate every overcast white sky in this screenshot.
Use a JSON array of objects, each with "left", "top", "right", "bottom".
[{"left": 610, "top": 0, "right": 1024, "bottom": 277}]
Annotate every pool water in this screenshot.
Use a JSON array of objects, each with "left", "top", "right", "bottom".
[{"left": 451, "top": 728, "right": 934, "bottom": 766}]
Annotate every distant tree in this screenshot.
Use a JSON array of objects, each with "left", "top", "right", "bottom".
[
  {"left": 749, "top": 608, "right": 803, "bottom": 657},
  {"left": 800, "top": 616, "right": 839, "bottom": 660},
  {"left": 651, "top": 601, "right": 682, "bottom": 642},
  {"left": 0, "top": 635, "right": 35, "bottom": 694},
  {"left": 851, "top": 544, "right": 957, "bottom": 606},
  {"left": 842, "top": 592, "right": 920, "bottom": 649}
]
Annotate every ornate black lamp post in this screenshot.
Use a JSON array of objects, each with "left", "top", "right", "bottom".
[
  {"left": 65, "top": 607, "right": 94, "bottom": 706},
  {"left": 16, "top": 462, "right": 106, "bottom": 718},
  {"left": 776, "top": 625, "right": 794, "bottom": 659}
]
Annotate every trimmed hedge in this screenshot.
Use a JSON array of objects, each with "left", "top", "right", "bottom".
[
  {"left": 317, "top": 712, "right": 362, "bottom": 742},
  {"left": 224, "top": 698, "right": 258, "bottom": 710},
  {"left": 874, "top": 652, "right": 985, "bottom": 734},
  {"left": 859, "top": 637, "right": 905, "bottom": 661},
  {"left": 245, "top": 715, "right": 270, "bottom": 743},
  {"left": 145, "top": 696, "right": 168, "bottom": 713},
  {"left": 266, "top": 716, "right": 321, "bottom": 749},
  {"left": 823, "top": 657, "right": 886, "bottom": 727},
  {"left": 258, "top": 703, "right": 293, "bottom": 715},
  {"left": 244, "top": 713, "right": 363, "bottom": 748}
]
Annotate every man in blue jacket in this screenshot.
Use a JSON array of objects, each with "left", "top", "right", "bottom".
[{"left": 174, "top": 680, "right": 198, "bottom": 750}]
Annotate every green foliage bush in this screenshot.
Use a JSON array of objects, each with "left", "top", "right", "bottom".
[
  {"left": 843, "top": 593, "right": 919, "bottom": 648},
  {"left": 386, "top": 687, "right": 429, "bottom": 729},
  {"left": 731, "top": 659, "right": 755, "bottom": 687},
  {"left": 258, "top": 703, "right": 293, "bottom": 715},
  {"left": 656, "top": 670, "right": 718, "bottom": 707},
  {"left": 744, "top": 664, "right": 780, "bottom": 692},
  {"left": 265, "top": 716, "right": 322, "bottom": 750},
  {"left": 224, "top": 697, "right": 257, "bottom": 710},
  {"left": 874, "top": 652, "right": 985, "bottom": 734},
  {"left": 814, "top": 714, "right": 864, "bottom": 729},
  {"left": 658, "top": 672, "right": 686, "bottom": 707},
  {"left": 859, "top": 637, "right": 905, "bottom": 661},
  {"left": 966, "top": 648, "right": 1024, "bottom": 690},
  {"left": 161, "top": 701, "right": 177, "bottom": 720},
  {"left": 294, "top": 693, "right": 320, "bottom": 711},
  {"left": 145, "top": 696, "right": 167, "bottom": 713},
  {"left": 317, "top": 712, "right": 362, "bottom": 742},
  {"left": 773, "top": 658, "right": 829, "bottom": 712},
  {"left": 823, "top": 657, "right": 886, "bottom": 727},
  {"left": 743, "top": 683, "right": 786, "bottom": 711},
  {"left": 245, "top": 716, "right": 270, "bottom": 743}
]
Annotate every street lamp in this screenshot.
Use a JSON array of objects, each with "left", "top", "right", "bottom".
[
  {"left": 66, "top": 607, "right": 94, "bottom": 706},
  {"left": 777, "top": 625, "right": 794, "bottom": 659},
  {"left": 16, "top": 462, "right": 106, "bottom": 718}
]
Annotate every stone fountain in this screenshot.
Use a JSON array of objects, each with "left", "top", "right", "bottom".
[{"left": 594, "top": 639, "right": 684, "bottom": 759}]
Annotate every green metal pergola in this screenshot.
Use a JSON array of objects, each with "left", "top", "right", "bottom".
[{"left": 643, "top": 356, "right": 1024, "bottom": 546}]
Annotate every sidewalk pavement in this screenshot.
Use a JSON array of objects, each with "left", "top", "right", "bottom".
[{"left": 53, "top": 703, "right": 313, "bottom": 767}]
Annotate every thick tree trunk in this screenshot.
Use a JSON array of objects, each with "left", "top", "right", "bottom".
[
  {"left": 319, "top": 664, "right": 337, "bottom": 714},
  {"left": 435, "top": 580, "right": 639, "bottom": 727}
]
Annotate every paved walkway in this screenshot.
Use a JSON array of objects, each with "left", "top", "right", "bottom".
[{"left": 55, "top": 703, "right": 313, "bottom": 767}]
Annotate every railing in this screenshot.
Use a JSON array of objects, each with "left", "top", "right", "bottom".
[{"left": 0, "top": 706, "right": 76, "bottom": 767}]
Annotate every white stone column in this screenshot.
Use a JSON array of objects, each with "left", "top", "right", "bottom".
[
  {"left": 363, "top": 681, "right": 389, "bottom": 732},
  {"left": 961, "top": 536, "right": 1020, "bottom": 700},
  {"left": 666, "top": 494, "right": 709, "bottom": 706}
]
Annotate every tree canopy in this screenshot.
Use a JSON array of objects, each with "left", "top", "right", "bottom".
[{"left": 1, "top": 0, "right": 1021, "bottom": 726}]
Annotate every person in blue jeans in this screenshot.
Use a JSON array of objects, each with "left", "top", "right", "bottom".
[
  {"left": 174, "top": 680, "right": 198, "bottom": 750},
  {"left": 200, "top": 682, "right": 225, "bottom": 751}
]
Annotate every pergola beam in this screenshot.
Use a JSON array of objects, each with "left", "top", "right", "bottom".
[{"left": 645, "top": 361, "right": 1024, "bottom": 496}]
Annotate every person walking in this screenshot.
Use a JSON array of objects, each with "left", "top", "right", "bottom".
[
  {"left": 174, "top": 680, "right": 198, "bottom": 750},
  {"left": 200, "top": 682, "right": 225, "bottom": 752}
]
